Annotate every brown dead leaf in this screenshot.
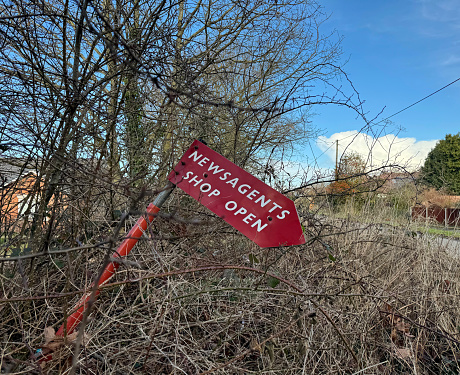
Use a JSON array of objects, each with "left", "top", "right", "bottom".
[
  {"left": 250, "top": 337, "right": 263, "bottom": 353},
  {"left": 395, "top": 317, "right": 412, "bottom": 335},
  {"left": 391, "top": 328, "right": 398, "bottom": 344},
  {"left": 65, "top": 332, "right": 79, "bottom": 344},
  {"left": 394, "top": 346, "right": 412, "bottom": 359},
  {"left": 42, "top": 336, "right": 65, "bottom": 352},
  {"left": 380, "top": 304, "right": 413, "bottom": 339},
  {"left": 41, "top": 327, "right": 86, "bottom": 354},
  {"left": 44, "top": 326, "right": 55, "bottom": 344}
]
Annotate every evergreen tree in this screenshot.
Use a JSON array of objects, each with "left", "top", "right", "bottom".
[{"left": 421, "top": 133, "right": 460, "bottom": 194}]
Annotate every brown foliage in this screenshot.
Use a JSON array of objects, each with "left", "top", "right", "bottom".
[
  {"left": 2, "top": 205, "right": 460, "bottom": 374},
  {"left": 420, "top": 187, "right": 460, "bottom": 208}
]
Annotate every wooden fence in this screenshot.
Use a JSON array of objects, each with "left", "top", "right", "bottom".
[{"left": 411, "top": 206, "right": 460, "bottom": 227}]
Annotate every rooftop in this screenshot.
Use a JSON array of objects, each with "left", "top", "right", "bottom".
[{"left": 0, "top": 158, "right": 38, "bottom": 186}]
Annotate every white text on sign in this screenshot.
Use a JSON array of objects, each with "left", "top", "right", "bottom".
[{"left": 181, "top": 150, "right": 292, "bottom": 232}]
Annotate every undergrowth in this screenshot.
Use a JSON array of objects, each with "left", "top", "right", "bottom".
[{"left": 1, "top": 200, "right": 460, "bottom": 374}]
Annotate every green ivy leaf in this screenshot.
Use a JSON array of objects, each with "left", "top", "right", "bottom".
[
  {"left": 268, "top": 276, "right": 280, "bottom": 288},
  {"left": 328, "top": 254, "right": 336, "bottom": 262},
  {"left": 113, "top": 210, "right": 122, "bottom": 219},
  {"left": 133, "top": 362, "right": 143, "bottom": 369},
  {"left": 53, "top": 259, "right": 65, "bottom": 269},
  {"left": 11, "top": 247, "right": 21, "bottom": 257},
  {"left": 249, "top": 253, "right": 260, "bottom": 264}
]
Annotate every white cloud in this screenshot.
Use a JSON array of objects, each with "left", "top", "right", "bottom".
[
  {"left": 317, "top": 131, "right": 438, "bottom": 172},
  {"left": 441, "top": 55, "right": 460, "bottom": 66},
  {"left": 418, "top": 0, "right": 460, "bottom": 24}
]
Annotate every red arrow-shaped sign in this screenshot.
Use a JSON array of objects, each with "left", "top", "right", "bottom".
[{"left": 168, "top": 140, "right": 305, "bottom": 247}]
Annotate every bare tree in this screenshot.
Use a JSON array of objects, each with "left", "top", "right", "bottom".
[
  {"left": 4, "top": 4, "right": 460, "bottom": 375},
  {"left": 0, "top": 0, "right": 360, "bottom": 250}
]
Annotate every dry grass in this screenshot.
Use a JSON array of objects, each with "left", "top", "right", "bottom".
[
  {"left": 1, "top": 202, "right": 460, "bottom": 374},
  {"left": 420, "top": 188, "right": 460, "bottom": 208}
]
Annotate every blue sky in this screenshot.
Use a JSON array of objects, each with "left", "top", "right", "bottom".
[{"left": 305, "top": 0, "right": 460, "bottom": 174}]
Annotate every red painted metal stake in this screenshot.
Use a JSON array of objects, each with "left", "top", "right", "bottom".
[{"left": 55, "top": 184, "right": 175, "bottom": 337}]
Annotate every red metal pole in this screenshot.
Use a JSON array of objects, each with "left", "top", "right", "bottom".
[{"left": 55, "top": 184, "right": 174, "bottom": 337}]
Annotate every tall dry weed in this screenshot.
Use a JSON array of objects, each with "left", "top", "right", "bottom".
[{"left": 1, "top": 201, "right": 460, "bottom": 374}]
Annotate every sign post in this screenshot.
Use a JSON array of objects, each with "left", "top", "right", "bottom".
[
  {"left": 168, "top": 140, "right": 305, "bottom": 247},
  {"left": 39, "top": 183, "right": 175, "bottom": 359},
  {"left": 39, "top": 140, "right": 305, "bottom": 362}
]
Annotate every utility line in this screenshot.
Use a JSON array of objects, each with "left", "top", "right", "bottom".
[
  {"left": 324, "top": 76, "right": 460, "bottom": 150},
  {"left": 310, "top": 76, "right": 460, "bottom": 175},
  {"left": 377, "top": 76, "right": 460, "bottom": 123}
]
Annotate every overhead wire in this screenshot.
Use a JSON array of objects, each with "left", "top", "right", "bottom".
[
  {"left": 375, "top": 76, "right": 460, "bottom": 124},
  {"left": 310, "top": 76, "right": 460, "bottom": 172},
  {"left": 324, "top": 75, "right": 460, "bottom": 147}
]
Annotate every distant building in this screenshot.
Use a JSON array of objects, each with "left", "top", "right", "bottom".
[
  {"left": 0, "top": 159, "right": 42, "bottom": 231},
  {"left": 371, "top": 171, "right": 419, "bottom": 194}
]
